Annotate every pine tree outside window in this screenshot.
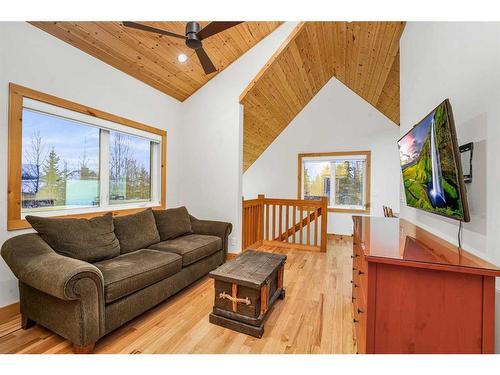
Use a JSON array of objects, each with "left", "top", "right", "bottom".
[{"left": 21, "top": 109, "right": 101, "bottom": 212}]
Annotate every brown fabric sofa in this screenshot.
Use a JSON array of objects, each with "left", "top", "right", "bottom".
[{"left": 1, "top": 207, "right": 232, "bottom": 353}]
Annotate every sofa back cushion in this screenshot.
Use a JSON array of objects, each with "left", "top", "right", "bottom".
[
  {"left": 113, "top": 208, "right": 160, "bottom": 254},
  {"left": 153, "top": 206, "right": 193, "bottom": 241},
  {"left": 25, "top": 212, "right": 120, "bottom": 262}
]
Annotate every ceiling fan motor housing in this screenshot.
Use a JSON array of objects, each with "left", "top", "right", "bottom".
[{"left": 185, "top": 21, "right": 202, "bottom": 50}]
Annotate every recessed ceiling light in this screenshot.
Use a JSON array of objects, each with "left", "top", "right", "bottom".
[{"left": 177, "top": 53, "right": 187, "bottom": 63}]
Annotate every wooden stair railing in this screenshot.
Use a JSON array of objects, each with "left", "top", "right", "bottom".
[
  {"left": 274, "top": 207, "right": 320, "bottom": 242},
  {"left": 242, "top": 195, "right": 328, "bottom": 252}
]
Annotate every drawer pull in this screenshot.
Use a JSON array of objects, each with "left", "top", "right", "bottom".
[
  {"left": 353, "top": 318, "right": 359, "bottom": 323},
  {"left": 353, "top": 283, "right": 359, "bottom": 288},
  {"left": 218, "top": 292, "right": 251, "bottom": 306},
  {"left": 358, "top": 271, "right": 365, "bottom": 275},
  {"left": 350, "top": 254, "right": 360, "bottom": 259},
  {"left": 353, "top": 267, "right": 357, "bottom": 271},
  {"left": 357, "top": 308, "right": 364, "bottom": 314}
]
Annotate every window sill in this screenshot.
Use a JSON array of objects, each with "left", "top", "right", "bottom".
[
  {"left": 7, "top": 204, "right": 164, "bottom": 231},
  {"left": 327, "top": 207, "right": 370, "bottom": 214}
]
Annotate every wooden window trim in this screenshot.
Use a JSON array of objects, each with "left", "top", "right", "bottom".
[
  {"left": 7, "top": 83, "right": 167, "bottom": 231},
  {"left": 297, "top": 151, "right": 371, "bottom": 214}
]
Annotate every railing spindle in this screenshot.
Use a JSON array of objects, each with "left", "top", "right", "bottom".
[
  {"left": 253, "top": 204, "right": 256, "bottom": 244},
  {"left": 248, "top": 207, "right": 251, "bottom": 247},
  {"left": 314, "top": 207, "right": 318, "bottom": 247},
  {"left": 272, "top": 204, "right": 276, "bottom": 240},
  {"left": 299, "top": 206, "right": 304, "bottom": 244},
  {"left": 321, "top": 196, "right": 328, "bottom": 252},
  {"left": 306, "top": 206, "right": 311, "bottom": 245},
  {"left": 252, "top": 206, "right": 255, "bottom": 245},
  {"left": 248, "top": 206, "right": 251, "bottom": 246},
  {"left": 254, "top": 205, "right": 258, "bottom": 243},
  {"left": 265, "top": 203, "right": 269, "bottom": 241},
  {"left": 278, "top": 205, "right": 283, "bottom": 241},
  {"left": 244, "top": 206, "right": 248, "bottom": 248},
  {"left": 285, "top": 205, "right": 289, "bottom": 242},
  {"left": 292, "top": 204, "right": 296, "bottom": 244}
]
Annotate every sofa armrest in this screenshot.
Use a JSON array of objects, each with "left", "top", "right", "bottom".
[
  {"left": 190, "top": 216, "right": 232, "bottom": 258},
  {"left": 1, "top": 233, "right": 104, "bottom": 301}
]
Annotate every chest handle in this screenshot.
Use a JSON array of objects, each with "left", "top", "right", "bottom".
[{"left": 219, "top": 291, "right": 251, "bottom": 306}]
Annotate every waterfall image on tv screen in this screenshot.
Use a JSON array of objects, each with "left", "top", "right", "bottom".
[{"left": 398, "top": 100, "right": 469, "bottom": 221}]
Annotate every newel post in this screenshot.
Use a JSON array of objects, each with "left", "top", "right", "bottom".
[
  {"left": 242, "top": 196, "right": 246, "bottom": 250},
  {"left": 320, "top": 196, "right": 328, "bottom": 252},
  {"left": 257, "top": 194, "right": 265, "bottom": 242}
]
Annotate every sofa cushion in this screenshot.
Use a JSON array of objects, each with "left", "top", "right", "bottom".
[
  {"left": 148, "top": 234, "right": 222, "bottom": 266},
  {"left": 153, "top": 206, "right": 193, "bottom": 241},
  {"left": 113, "top": 208, "right": 161, "bottom": 254},
  {"left": 25, "top": 212, "right": 120, "bottom": 263},
  {"left": 94, "top": 249, "right": 182, "bottom": 303}
]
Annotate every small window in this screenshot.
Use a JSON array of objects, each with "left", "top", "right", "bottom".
[
  {"left": 9, "top": 84, "right": 166, "bottom": 230},
  {"left": 299, "top": 152, "right": 371, "bottom": 213}
]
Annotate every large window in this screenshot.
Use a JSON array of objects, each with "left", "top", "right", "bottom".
[
  {"left": 9, "top": 84, "right": 166, "bottom": 230},
  {"left": 298, "top": 152, "right": 371, "bottom": 213}
]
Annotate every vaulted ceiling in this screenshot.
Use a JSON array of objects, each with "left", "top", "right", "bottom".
[
  {"left": 30, "top": 21, "right": 283, "bottom": 101},
  {"left": 31, "top": 21, "right": 405, "bottom": 173},
  {"left": 240, "top": 21, "right": 405, "bottom": 171}
]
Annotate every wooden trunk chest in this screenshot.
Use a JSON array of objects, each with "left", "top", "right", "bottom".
[{"left": 209, "top": 250, "right": 287, "bottom": 338}]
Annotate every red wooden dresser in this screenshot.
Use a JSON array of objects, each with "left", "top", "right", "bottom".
[{"left": 351, "top": 216, "right": 500, "bottom": 354}]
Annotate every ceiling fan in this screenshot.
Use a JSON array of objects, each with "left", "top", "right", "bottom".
[{"left": 122, "top": 21, "right": 243, "bottom": 74}]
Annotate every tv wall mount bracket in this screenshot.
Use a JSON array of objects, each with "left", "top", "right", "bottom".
[{"left": 459, "top": 142, "right": 473, "bottom": 184}]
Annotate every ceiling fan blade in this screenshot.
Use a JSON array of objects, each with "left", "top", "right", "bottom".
[
  {"left": 197, "top": 22, "right": 243, "bottom": 40},
  {"left": 122, "top": 21, "right": 185, "bottom": 39},
  {"left": 195, "top": 47, "right": 217, "bottom": 74}
]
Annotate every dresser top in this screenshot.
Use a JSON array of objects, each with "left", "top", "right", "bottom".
[{"left": 353, "top": 216, "right": 500, "bottom": 276}]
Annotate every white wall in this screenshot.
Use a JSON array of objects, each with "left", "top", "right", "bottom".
[
  {"left": 0, "top": 22, "right": 182, "bottom": 307},
  {"left": 178, "top": 22, "right": 299, "bottom": 253},
  {"left": 243, "top": 77, "right": 401, "bottom": 235},
  {"left": 400, "top": 22, "right": 500, "bottom": 266},
  {"left": 400, "top": 22, "right": 500, "bottom": 351},
  {"left": 0, "top": 22, "right": 299, "bottom": 308}
]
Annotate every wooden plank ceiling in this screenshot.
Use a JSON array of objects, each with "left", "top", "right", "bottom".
[
  {"left": 30, "top": 21, "right": 283, "bottom": 101},
  {"left": 240, "top": 21, "right": 405, "bottom": 171}
]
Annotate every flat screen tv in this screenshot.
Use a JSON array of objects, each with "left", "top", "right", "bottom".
[{"left": 398, "top": 99, "right": 470, "bottom": 222}]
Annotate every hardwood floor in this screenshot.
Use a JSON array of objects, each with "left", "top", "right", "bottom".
[{"left": 0, "top": 237, "right": 356, "bottom": 354}]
